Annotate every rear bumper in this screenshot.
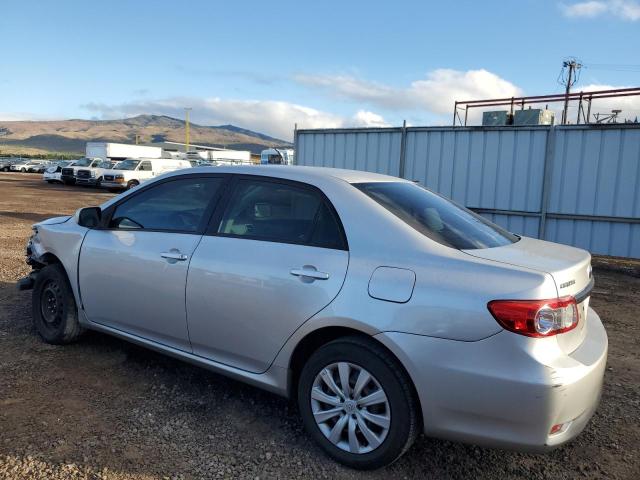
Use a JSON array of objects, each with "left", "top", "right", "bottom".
[{"left": 375, "top": 307, "right": 607, "bottom": 451}]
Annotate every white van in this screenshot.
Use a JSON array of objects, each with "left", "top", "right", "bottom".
[{"left": 100, "top": 158, "right": 192, "bottom": 191}]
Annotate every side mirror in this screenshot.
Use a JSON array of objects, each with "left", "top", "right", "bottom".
[{"left": 75, "top": 207, "right": 102, "bottom": 228}]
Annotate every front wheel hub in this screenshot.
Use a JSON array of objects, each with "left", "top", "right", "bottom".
[{"left": 40, "top": 281, "right": 62, "bottom": 326}]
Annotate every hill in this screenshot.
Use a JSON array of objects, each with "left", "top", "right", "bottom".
[{"left": 0, "top": 115, "right": 291, "bottom": 155}]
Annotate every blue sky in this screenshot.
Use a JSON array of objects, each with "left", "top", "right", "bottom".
[{"left": 1, "top": 0, "right": 639, "bottom": 140}]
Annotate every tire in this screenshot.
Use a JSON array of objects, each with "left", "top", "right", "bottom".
[
  {"left": 298, "top": 336, "right": 420, "bottom": 469},
  {"left": 46, "top": 180, "right": 53, "bottom": 184},
  {"left": 32, "top": 264, "right": 83, "bottom": 344},
  {"left": 126, "top": 180, "right": 139, "bottom": 190},
  {"left": 21, "top": 168, "right": 26, "bottom": 173}
]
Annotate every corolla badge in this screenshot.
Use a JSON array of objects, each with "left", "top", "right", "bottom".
[{"left": 560, "top": 279, "right": 576, "bottom": 289}]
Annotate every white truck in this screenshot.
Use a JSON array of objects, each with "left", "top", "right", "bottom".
[
  {"left": 75, "top": 160, "right": 120, "bottom": 187},
  {"left": 85, "top": 142, "right": 162, "bottom": 161},
  {"left": 60, "top": 158, "right": 104, "bottom": 185},
  {"left": 100, "top": 158, "right": 192, "bottom": 191}
]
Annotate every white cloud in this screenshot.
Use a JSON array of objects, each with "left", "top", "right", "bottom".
[
  {"left": 351, "top": 110, "right": 391, "bottom": 127},
  {"left": 82, "top": 97, "right": 389, "bottom": 141},
  {"left": 561, "top": 1, "right": 608, "bottom": 17},
  {"left": 561, "top": 0, "right": 640, "bottom": 20},
  {"left": 295, "top": 69, "right": 522, "bottom": 116}
]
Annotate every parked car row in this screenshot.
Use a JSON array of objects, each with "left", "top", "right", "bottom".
[
  {"left": 1, "top": 158, "right": 58, "bottom": 173},
  {"left": 44, "top": 157, "right": 193, "bottom": 192}
]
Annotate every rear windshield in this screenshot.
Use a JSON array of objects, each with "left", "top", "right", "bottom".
[{"left": 354, "top": 182, "right": 518, "bottom": 250}]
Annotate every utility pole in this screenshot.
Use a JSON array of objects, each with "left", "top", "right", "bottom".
[
  {"left": 184, "top": 107, "right": 192, "bottom": 153},
  {"left": 561, "top": 59, "right": 581, "bottom": 125}
]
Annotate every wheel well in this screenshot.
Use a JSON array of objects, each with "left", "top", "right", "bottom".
[
  {"left": 289, "top": 327, "right": 366, "bottom": 392},
  {"left": 40, "top": 253, "right": 62, "bottom": 265},
  {"left": 287, "top": 327, "right": 423, "bottom": 428}
]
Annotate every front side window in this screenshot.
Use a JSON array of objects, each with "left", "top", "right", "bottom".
[
  {"left": 355, "top": 182, "right": 518, "bottom": 250},
  {"left": 218, "top": 179, "right": 345, "bottom": 249},
  {"left": 109, "top": 177, "right": 223, "bottom": 232},
  {"left": 139, "top": 161, "right": 152, "bottom": 171}
]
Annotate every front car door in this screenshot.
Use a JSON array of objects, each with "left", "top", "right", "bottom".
[
  {"left": 186, "top": 176, "right": 349, "bottom": 373},
  {"left": 78, "top": 174, "right": 227, "bottom": 351}
]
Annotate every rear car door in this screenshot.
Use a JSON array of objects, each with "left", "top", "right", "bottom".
[
  {"left": 186, "top": 176, "right": 349, "bottom": 373},
  {"left": 78, "top": 174, "right": 227, "bottom": 351}
]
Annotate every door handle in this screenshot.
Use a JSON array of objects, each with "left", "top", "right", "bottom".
[
  {"left": 161, "top": 251, "right": 188, "bottom": 261},
  {"left": 290, "top": 268, "right": 330, "bottom": 280}
]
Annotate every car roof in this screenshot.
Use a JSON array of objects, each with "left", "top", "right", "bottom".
[{"left": 174, "top": 165, "right": 406, "bottom": 184}]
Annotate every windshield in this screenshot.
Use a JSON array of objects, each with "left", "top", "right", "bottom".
[
  {"left": 355, "top": 182, "right": 518, "bottom": 250},
  {"left": 73, "top": 158, "right": 93, "bottom": 167},
  {"left": 98, "top": 161, "right": 113, "bottom": 168},
  {"left": 116, "top": 159, "right": 140, "bottom": 170}
]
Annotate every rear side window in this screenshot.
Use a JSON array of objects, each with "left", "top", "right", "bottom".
[
  {"left": 355, "top": 182, "right": 518, "bottom": 250},
  {"left": 218, "top": 179, "right": 346, "bottom": 249},
  {"left": 109, "top": 177, "right": 223, "bottom": 232}
]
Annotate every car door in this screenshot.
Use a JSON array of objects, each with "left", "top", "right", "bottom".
[
  {"left": 78, "top": 174, "right": 227, "bottom": 351},
  {"left": 186, "top": 176, "right": 349, "bottom": 373}
]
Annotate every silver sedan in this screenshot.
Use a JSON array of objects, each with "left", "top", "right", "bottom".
[{"left": 21, "top": 166, "right": 607, "bottom": 469}]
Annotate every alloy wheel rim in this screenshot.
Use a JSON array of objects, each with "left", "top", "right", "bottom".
[{"left": 310, "top": 362, "right": 391, "bottom": 454}]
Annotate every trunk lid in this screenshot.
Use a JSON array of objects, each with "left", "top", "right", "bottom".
[{"left": 463, "top": 236, "right": 592, "bottom": 353}]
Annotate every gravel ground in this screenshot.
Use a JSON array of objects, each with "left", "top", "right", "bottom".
[{"left": 0, "top": 172, "right": 638, "bottom": 479}]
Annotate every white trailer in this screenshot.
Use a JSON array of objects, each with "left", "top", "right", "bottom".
[
  {"left": 85, "top": 142, "right": 163, "bottom": 161},
  {"left": 198, "top": 149, "right": 251, "bottom": 162}
]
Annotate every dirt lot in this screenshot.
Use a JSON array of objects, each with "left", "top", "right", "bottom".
[{"left": 0, "top": 172, "right": 638, "bottom": 479}]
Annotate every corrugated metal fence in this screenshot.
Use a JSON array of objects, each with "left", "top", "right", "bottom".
[{"left": 296, "top": 124, "right": 640, "bottom": 259}]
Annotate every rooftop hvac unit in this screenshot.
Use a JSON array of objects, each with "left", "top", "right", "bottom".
[
  {"left": 482, "top": 111, "right": 512, "bottom": 126},
  {"left": 514, "top": 109, "right": 555, "bottom": 126}
]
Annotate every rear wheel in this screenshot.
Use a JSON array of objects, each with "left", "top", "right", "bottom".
[
  {"left": 32, "top": 264, "right": 83, "bottom": 344},
  {"left": 298, "top": 336, "right": 420, "bottom": 469}
]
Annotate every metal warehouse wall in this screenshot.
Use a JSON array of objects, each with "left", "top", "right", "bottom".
[{"left": 296, "top": 124, "right": 640, "bottom": 259}]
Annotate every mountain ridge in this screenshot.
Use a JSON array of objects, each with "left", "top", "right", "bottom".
[{"left": 0, "top": 115, "right": 291, "bottom": 155}]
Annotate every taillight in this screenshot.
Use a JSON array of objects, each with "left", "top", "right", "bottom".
[{"left": 487, "top": 296, "right": 578, "bottom": 337}]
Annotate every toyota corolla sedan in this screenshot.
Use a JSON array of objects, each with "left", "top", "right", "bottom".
[{"left": 19, "top": 166, "right": 607, "bottom": 469}]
